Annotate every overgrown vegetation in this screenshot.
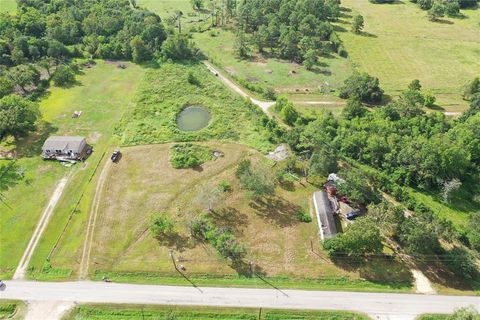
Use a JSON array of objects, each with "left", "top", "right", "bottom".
[
  {"left": 170, "top": 143, "right": 213, "bottom": 169},
  {"left": 64, "top": 304, "right": 371, "bottom": 320},
  {"left": 118, "top": 63, "right": 280, "bottom": 152}
]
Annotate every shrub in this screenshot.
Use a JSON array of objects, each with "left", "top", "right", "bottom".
[
  {"left": 296, "top": 210, "right": 312, "bottom": 223},
  {"left": 219, "top": 181, "right": 232, "bottom": 193},
  {"left": 52, "top": 65, "right": 76, "bottom": 87},
  {"left": 170, "top": 143, "right": 212, "bottom": 169},
  {"left": 423, "top": 90, "right": 436, "bottom": 107},
  {"left": 187, "top": 71, "right": 200, "bottom": 86},
  {"left": 149, "top": 214, "right": 175, "bottom": 237}
]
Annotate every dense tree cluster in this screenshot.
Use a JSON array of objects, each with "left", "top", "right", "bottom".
[
  {"left": 0, "top": 0, "right": 167, "bottom": 66},
  {"left": 339, "top": 72, "right": 384, "bottom": 103},
  {"left": 235, "top": 0, "right": 344, "bottom": 63}
]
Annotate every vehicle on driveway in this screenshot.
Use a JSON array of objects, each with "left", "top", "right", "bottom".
[
  {"left": 111, "top": 150, "right": 121, "bottom": 163},
  {"left": 0, "top": 280, "right": 6, "bottom": 291},
  {"left": 346, "top": 211, "right": 362, "bottom": 221}
]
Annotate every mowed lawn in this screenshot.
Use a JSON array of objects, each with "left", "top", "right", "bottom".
[
  {"left": 0, "top": 0, "right": 16, "bottom": 13},
  {"left": 0, "top": 61, "right": 144, "bottom": 279},
  {"left": 65, "top": 304, "right": 371, "bottom": 320},
  {"left": 87, "top": 143, "right": 413, "bottom": 292},
  {"left": 339, "top": 0, "right": 480, "bottom": 112}
]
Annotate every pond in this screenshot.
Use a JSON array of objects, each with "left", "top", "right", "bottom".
[{"left": 176, "top": 106, "right": 211, "bottom": 132}]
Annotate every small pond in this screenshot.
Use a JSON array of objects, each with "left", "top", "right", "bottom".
[{"left": 176, "top": 106, "right": 211, "bottom": 131}]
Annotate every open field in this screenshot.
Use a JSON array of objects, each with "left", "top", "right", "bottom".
[
  {"left": 0, "top": 0, "right": 16, "bottom": 13},
  {"left": 118, "top": 63, "right": 275, "bottom": 152},
  {"left": 82, "top": 142, "right": 413, "bottom": 292},
  {"left": 64, "top": 304, "right": 370, "bottom": 320},
  {"left": 338, "top": 0, "right": 480, "bottom": 112},
  {"left": 0, "top": 61, "right": 144, "bottom": 279}
]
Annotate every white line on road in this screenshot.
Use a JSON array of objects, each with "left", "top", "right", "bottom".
[
  {"left": 1, "top": 281, "right": 479, "bottom": 319},
  {"left": 13, "top": 176, "right": 70, "bottom": 280}
]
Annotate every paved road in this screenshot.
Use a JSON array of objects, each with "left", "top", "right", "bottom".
[{"left": 1, "top": 281, "right": 479, "bottom": 319}]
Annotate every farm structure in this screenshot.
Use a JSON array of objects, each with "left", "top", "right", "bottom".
[{"left": 313, "top": 190, "right": 337, "bottom": 241}]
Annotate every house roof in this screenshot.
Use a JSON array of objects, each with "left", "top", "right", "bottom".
[
  {"left": 313, "top": 191, "right": 337, "bottom": 240},
  {"left": 42, "top": 136, "right": 86, "bottom": 152}
]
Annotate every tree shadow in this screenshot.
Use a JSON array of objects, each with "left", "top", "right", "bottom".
[
  {"left": 333, "top": 25, "right": 348, "bottom": 33},
  {"left": 359, "top": 257, "right": 414, "bottom": 289},
  {"left": 360, "top": 31, "right": 378, "bottom": 38},
  {"left": 425, "top": 104, "right": 445, "bottom": 111},
  {"left": 414, "top": 258, "right": 477, "bottom": 291},
  {"left": 209, "top": 207, "right": 249, "bottom": 235},
  {"left": 14, "top": 121, "right": 58, "bottom": 158},
  {"left": 154, "top": 232, "right": 194, "bottom": 252},
  {"left": 432, "top": 18, "right": 454, "bottom": 25},
  {"left": 249, "top": 196, "right": 302, "bottom": 227}
]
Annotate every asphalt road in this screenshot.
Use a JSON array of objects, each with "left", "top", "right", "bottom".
[{"left": 1, "top": 280, "right": 479, "bottom": 319}]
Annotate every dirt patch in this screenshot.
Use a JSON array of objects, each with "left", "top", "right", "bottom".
[{"left": 224, "top": 67, "right": 236, "bottom": 76}]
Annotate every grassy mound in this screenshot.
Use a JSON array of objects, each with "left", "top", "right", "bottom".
[{"left": 117, "top": 63, "right": 276, "bottom": 152}]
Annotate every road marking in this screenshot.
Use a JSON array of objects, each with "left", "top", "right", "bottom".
[{"left": 13, "top": 175, "right": 70, "bottom": 280}]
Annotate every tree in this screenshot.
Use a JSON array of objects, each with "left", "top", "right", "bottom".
[
  {"left": 323, "top": 217, "right": 384, "bottom": 257},
  {"left": 463, "top": 77, "right": 480, "bottom": 101},
  {"left": 367, "top": 201, "right": 404, "bottom": 238},
  {"left": 0, "top": 77, "right": 14, "bottom": 98},
  {"left": 234, "top": 29, "right": 249, "bottom": 59},
  {"left": 303, "top": 49, "right": 317, "bottom": 70},
  {"left": 0, "top": 94, "right": 40, "bottom": 138},
  {"left": 52, "top": 65, "right": 76, "bottom": 87},
  {"left": 351, "top": 15, "right": 364, "bottom": 34},
  {"left": 6, "top": 65, "right": 40, "bottom": 94},
  {"left": 235, "top": 159, "right": 275, "bottom": 197},
  {"left": 443, "top": 247, "right": 477, "bottom": 280},
  {"left": 423, "top": 90, "right": 436, "bottom": 107},
  {"left": 408, "top": 79, "right": 422, "bottom": 91},
  {"left": 441, "top": 178, "right": 462, "bottom": 203},
  {"left": 212, "top": 231, "right": 246, "bottom": 260},
  {"left": 335, "top": 169, "right": 381, "bottom": 207},
  {"left": 280, "top": 103, "right": 299, "bottom": 126},
  {"left": 130, "top": 36, "right": 152, "bottom": 63},
  {"left": 467, "top": 213, "right": 480, "bottom": 252},
  {"left": 190, "top": 0, "right": 204, "bottom": 10},
  {"left": 308, "top": 147, "right": 338, "bottom": 177},
  {"left": 428, "top": 2, "right": 445, "bottom": 21},
  {"left": 339, "top": 72, "right": 384, "bottom": 103},
  {"left": 161, "top": 34, "right": 197, "bottom": 61},
  {"left": 399, "top": 215, "right": 441, "bottom": 254},
  {"left": 341, "top": 98, "right": 367, "bottom": 120},
  {"left": 149, "top": 214, "right": 175, "bottom": 237}
]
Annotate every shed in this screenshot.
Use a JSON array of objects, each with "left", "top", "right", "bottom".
[
  {"left": 313, "top": 191, "right": 337, "bottom": 240},
  {"left": 42, "top": 136, "right": 88, "bottom": 160}
]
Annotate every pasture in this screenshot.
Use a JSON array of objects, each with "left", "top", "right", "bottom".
[
  {"left": 0, "top": 61, "right": 144, "bottom": 279},
  {"left": 338, "top": 0, "right": 480, "bottom": 112},
  {"left": 83, "top": 142, "right": 413, "bottom": 292}
]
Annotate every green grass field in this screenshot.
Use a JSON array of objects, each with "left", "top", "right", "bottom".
[
  {"left": 338, "top": 0, "right": 480, "bottom": 112},
  {"left": 0, "top": 61, "right": 144, "bottom": 279},
  {"left": 64, "top": 304, "right": 371, "bottom": 320},
  {"left": 0, "top": 0, "right": 16, "bottom": 13},
  {"left": 0, "top": 300, "right": 25, "bottom": 320},
  {"left": 118, "top": 62, "right": 275, "bottom": 152}
]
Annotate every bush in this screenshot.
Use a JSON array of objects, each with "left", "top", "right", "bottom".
[
  {"left": 149, "top": 214, "right": 175, "bottom": 237},
  {"left": 296, "top": 210, "right": 312, "bottom": 223},
  {"left": 52, "top": 65, "right": 76, "bottom": 87},
  {"left": 170, "top": 143, "right": 212, "bottom": 169},
  {"left": 161, "top": 33, "right": 197, "bottom": 61},
  {"left": 339, "top": 72, "right": 384, "bottom": 103},
  {"left": 219, "top": 181, "right": 232, "bottom": 193}
]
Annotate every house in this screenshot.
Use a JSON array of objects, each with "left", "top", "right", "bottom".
[
  {"left": 42, "top": 136, "right": 89, "bottom": 161},
  {"left": 313, "top": 191, "right": 337, "bottom": 240}
]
